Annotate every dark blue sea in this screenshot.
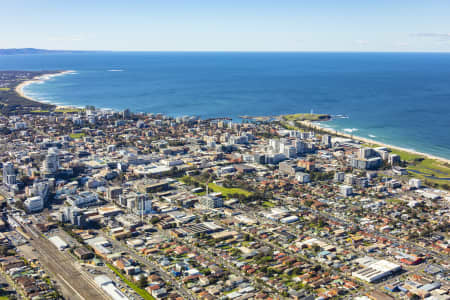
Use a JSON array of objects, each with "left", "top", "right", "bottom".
[{"left": 1, "top": 52, "right": 449, "bottom": 159}]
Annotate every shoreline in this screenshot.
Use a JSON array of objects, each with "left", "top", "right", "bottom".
[
  {"left": 13, "top": 71, "right": 450, "bottom": 164},
  {"left": 15, "top": 70, "right": 75, "bottom": 103},
  {"left": 299, "top": 120, "right": 450, "bottom": 164}
]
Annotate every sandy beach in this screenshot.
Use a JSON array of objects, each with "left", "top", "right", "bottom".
[
  {"left": 14, "top": 70, "right": 75, "bottom": 102},
  {"left": 299, "top": 120, "right": 450, "bottom": 165}
]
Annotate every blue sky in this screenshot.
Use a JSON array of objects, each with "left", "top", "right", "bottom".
[{"left": 1, "top": 0, "right": 450, "bottom": 52}]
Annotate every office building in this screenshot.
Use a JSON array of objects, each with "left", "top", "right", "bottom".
[
  {"left": 340, "top": 185, "right": 353, "bottom": 197},
  {"left": 322, "top": 135, "right": 332, "bottom": 147},
  {"left": 2, "top": 162, "right": 16, "bottom": 186},
  {"left": 59, "top": 206, "right": 87, "bottom": 228},
  {"left": 409, "top": 178, "right": 421, "bottom": 189},
  {"left": 388, "top": 154, "right": 401, "bottom": 165},
  {"left": 120, "top": 192, "right": 152, "bottom": 215},
  {"left": 24, "top": 196, "right": 44, "bottom": 213},
  {"left": 200, "top": 195, "right": 223, "bottom": 209},
  {"left": 295, "top": 172, "right": 311, "bottom": 183},
  {"left": 107, "top": 187, "right": 123, "bottom": 201},
  {"left": 334, "top": 171, "right": 345, "bottom": 182},
  {"left": 42, "top": 147, "right": 60, "bottom": 175}
]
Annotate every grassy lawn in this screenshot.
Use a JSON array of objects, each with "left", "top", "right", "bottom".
[
  {"left": 69, "top": 133, "right": 86, "bottom": 139},
  {"left": 410, "top": 158, "right": 450, "bottom": 174},
  {"left": 181, "top": 176, "right": 253, "bottom": 198},
  {"left": 30, "top": 109, "right": 50, "bottom": 113},
  {"left": 280, "top": 122, "right": 298, "bottom": 131},
  {"left": 224, "top": 288, "right": 238, "bottom": 295},
  {"left": 389, "top": 149, "right": 423, "bottom": 161},
  {"left": 282, "top": 113, "right": 330, "bottom": 122},
  {"left": 208, "top": 182, "right": 252, "bottom": 198},
  {"left": 262, "top": 201, "right": 275, "bottom": 208},
  {"left": 407, "top": 159, "right": 450, "bottom": 187},
  {"left": 106, "top": 263, "right": 155, "bottom": 300},
  {"left": 55, "top": 108, "right": 83, "bottom": 113},
  {"left": 386, "top": 198, "right": 403, "bottom": 204}
]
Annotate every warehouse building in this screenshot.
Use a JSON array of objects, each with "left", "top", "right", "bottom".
[
  {"left": 280, "top": 215, "right": 299, "bottom": 224},
  {"left": 49, "top": 236, "right": 69, "bottom": 251},
  {"left": 94, "top": 275, "right": 129, "bottom": 300},
  {"left": 352, "top": 258, "right": 401, "bottom": 283},
  {"left": 73, "top": 247, "right": 94, "bottom": 260}
]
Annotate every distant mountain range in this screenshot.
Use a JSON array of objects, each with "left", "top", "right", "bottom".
[{"left": 0, "top": 48, "right": 85, "bottom": 55}]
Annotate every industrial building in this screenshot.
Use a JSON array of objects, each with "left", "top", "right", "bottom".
[
  {"left": 280, "top": 215, "right": 299, "bottom": 224},
  {"left": 94, "top": 275, "right": 129, "bottom": 300},
  {"left": 352, "top": 258, "right": 401, "bottom": 283},
  {"left": 49, "top": 236, "right": 69, "bottom": 251}
]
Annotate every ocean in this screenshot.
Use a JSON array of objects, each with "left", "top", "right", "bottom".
[{"left": 0, "top": 51, "right": 449, "bottom": 159}]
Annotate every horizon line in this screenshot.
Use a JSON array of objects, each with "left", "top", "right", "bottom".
[{"left": 2, "top": 48, "right": 450, "bottom": 54}]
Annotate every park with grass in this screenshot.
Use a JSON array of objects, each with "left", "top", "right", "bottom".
[
  {"left": 30, "top": 109, "right": 50, "bottom": 113},
  {"left": 55, "top": 107, "right": 83, "bottom": 113},
  {"left": 181, "top": 175, "right": 253, "bottom": 199},
  {"left": 282, "top": 113, "right": 331, "bottom": 122},
  {"left": 30, "top": 107, "right": 84, "bottom": 114},
  {"left": 69, "top": 132, "right": 86, "bottom": 139}
]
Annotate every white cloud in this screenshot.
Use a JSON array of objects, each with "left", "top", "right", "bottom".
[{"left": 411, "top": 33, "right": 450, "bottom": 40}]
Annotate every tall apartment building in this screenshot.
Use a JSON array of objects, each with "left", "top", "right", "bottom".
[{"left": 2, "top": 162, "right": 16, "bottom": 186}]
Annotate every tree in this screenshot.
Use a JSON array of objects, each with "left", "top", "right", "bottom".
[
  {"left": 137, "top": 276, "right": 148, "bottom": 288},
  {"left": 14, "top": 201, "right": 25, "bottom": 211},
  {"left": 0, "top": 245, "right": 9, "bottom": 256},
  {"left": 311, "top": 244, "right": 321, "bottom": 254}
]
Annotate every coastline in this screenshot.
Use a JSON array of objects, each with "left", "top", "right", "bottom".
[
  {"left": 299, "top": 120, "right": 450, "bottom": 165},
  {"left": 14, "top": 70, "right": 75, "bottom": 103},
  {"left": 12, "top": 71, "right": 450, "bottom": 165}
]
